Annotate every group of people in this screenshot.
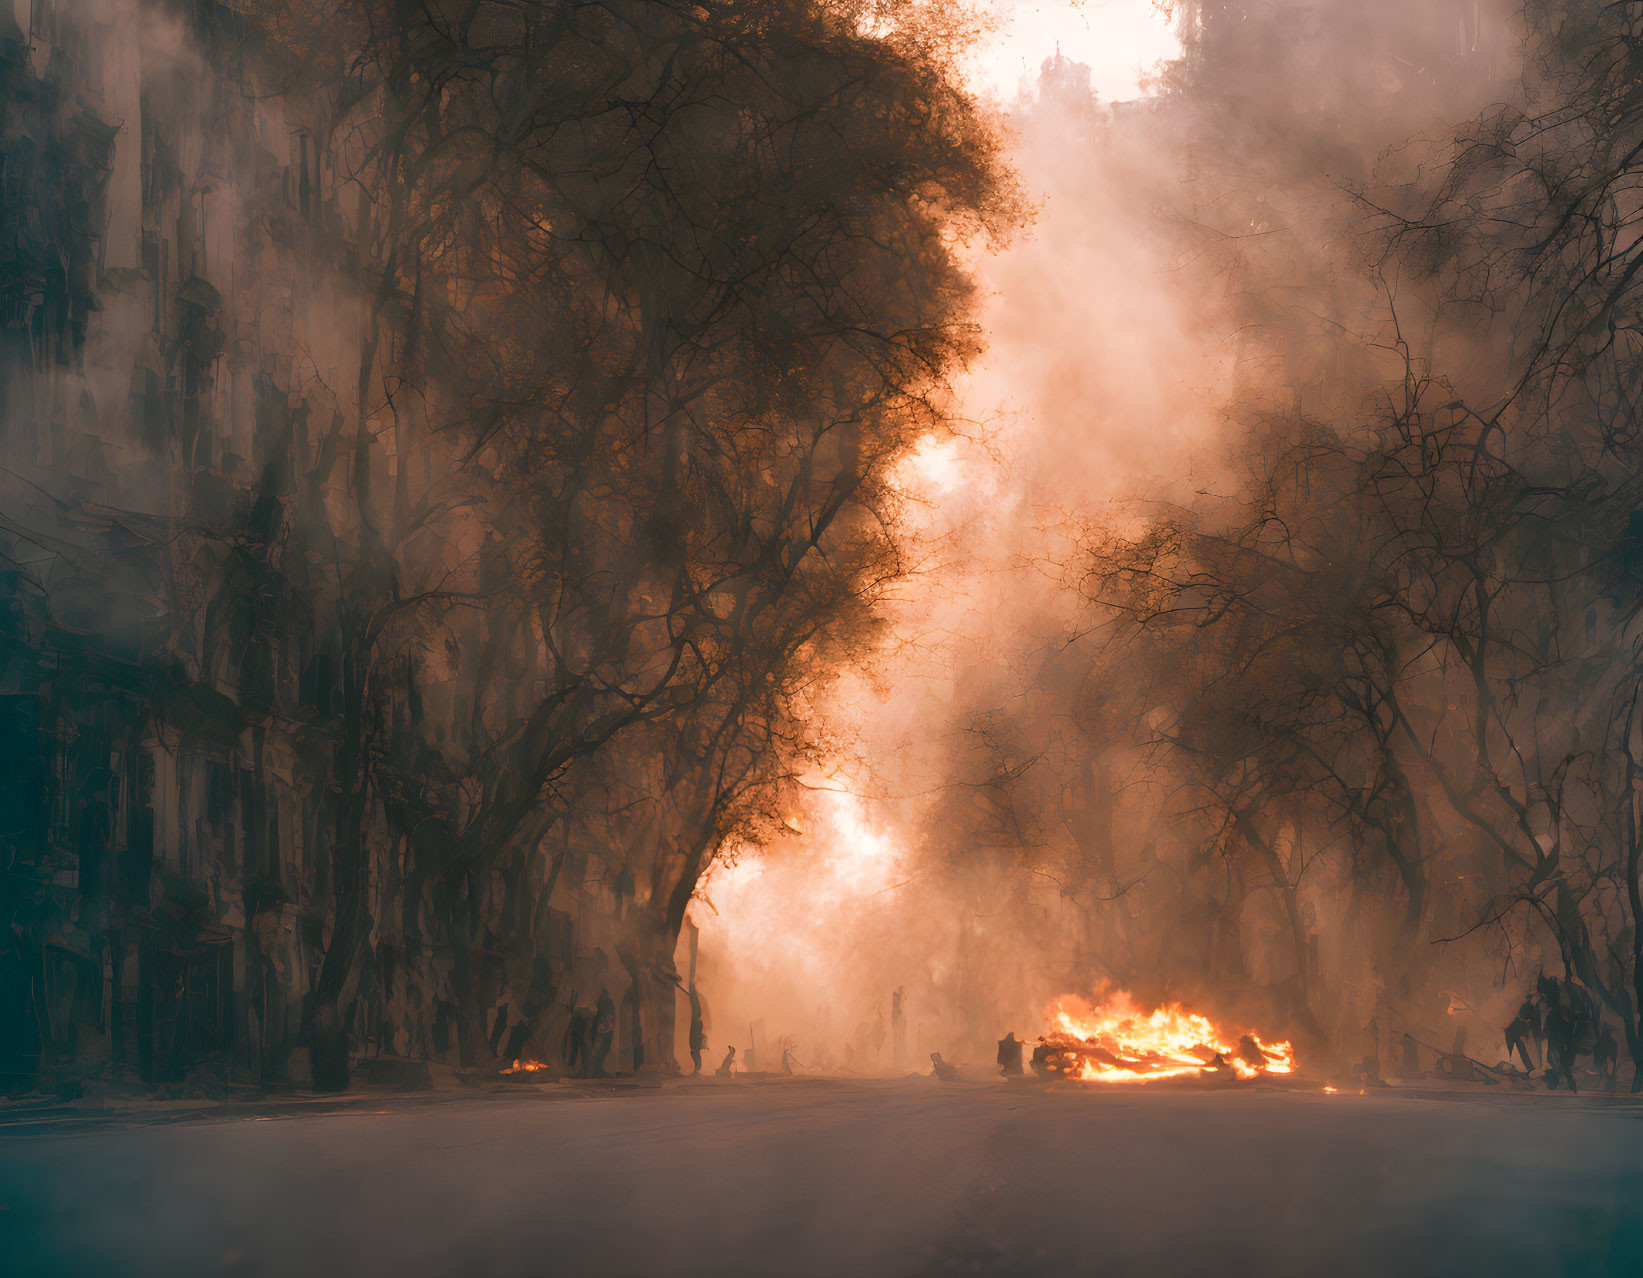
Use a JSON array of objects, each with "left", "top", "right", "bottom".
[
  {"left": 685, "top": 989, "right": 803, "bottom": 1078},
  {"left": 926, "top": 1033, "right": 1077, "bottom": 1082},
  {"left": 1503, "top": 975, "right": 1619, "bottom": 1091}
]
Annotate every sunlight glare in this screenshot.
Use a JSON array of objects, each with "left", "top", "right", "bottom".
[{"left": 967, "top": 0, "right": 1180, "bottom": 102}]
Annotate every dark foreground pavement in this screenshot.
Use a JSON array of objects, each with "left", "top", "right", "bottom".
[{"left": 3, "top": 1077, "right": 1642, "bottom": 1277}]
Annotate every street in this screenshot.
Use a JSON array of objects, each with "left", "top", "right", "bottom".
[{"left": 4, "top": 1078, "right": 1642, "bottom": 1276}]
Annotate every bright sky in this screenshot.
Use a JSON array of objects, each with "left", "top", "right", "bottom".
[{"left": 967, "top": 0, "right": 1181, "bottom": 102}]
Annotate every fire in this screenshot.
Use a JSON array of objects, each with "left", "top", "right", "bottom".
[
  {"left": 1043, "top": 990, "right": 1295, "bottom": 1084},
  {"left": 500, "top": 1058, "right": 550, "bottom": 1075}
]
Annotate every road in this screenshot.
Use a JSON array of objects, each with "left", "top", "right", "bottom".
[{"left": 3, "top": 1077, "right": 1642, "bottom": 1276}]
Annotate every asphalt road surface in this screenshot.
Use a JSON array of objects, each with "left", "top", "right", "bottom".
[{"left": 4, "top": 1077, "right": 1642, "bottom": 1277}]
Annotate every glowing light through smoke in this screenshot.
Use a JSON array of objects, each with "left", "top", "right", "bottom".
[
  {"left": 687, "top": 781, "right": 915, "bottom": 1073},
  {"left": 895, "top": 433, "right": 966, "bottom": 497},
  {"left": 687, "top": 2, "right": 1192, "bottom": 1075},
  {"left": 967, "top": 1, "right": 1181, "bottom": 102},
  {"left": 704, "top": 785, "right": 905, "bottom": 910}
]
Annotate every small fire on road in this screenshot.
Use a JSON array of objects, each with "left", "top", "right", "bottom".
[{"left": 1042, "top": 991, "right": 1295, "bottom": 1083}]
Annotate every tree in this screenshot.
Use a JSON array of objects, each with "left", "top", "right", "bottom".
[{"left": 257, "top": 0, "right": 1017, "bottom": 1078}]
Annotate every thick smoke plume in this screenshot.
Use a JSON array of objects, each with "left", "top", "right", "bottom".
[{"left": 695, "top": 0, "right": 1627, "bottom": 1088}]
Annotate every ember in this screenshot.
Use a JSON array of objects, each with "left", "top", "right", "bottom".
[
  {"left": 500, "top": 1058, "right": 550, "bottom": 1076},
  {"left": 1043, "top": 991, "right": 1295, "bottom": 1084}
]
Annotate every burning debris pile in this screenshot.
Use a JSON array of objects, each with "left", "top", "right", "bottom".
[{"left": 1037, "top": 992, "right": 1295, "bottom": 1084}]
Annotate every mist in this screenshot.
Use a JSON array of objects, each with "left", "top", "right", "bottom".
[
  {"left": 692, "top": 0, "right": 1585, "bottom": 1086},
  {"left": 3, "top": 0, "right": 1638, "bottom": 1119},
  {"left": 13, "top": 4, "right": 1643, "bottom": 1276}
]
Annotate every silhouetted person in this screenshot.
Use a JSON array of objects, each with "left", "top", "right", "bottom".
[
  {"left": 716, "top": 1045, "right": 737, "bottom": 1077},
  {"left": 1540, "top": 975, "right": 1577, "bottom": 1091},
  {"left": 1504, "top": 998, "right": 1541, "bottom": 1073},
  {"left": 997, "top": 1032, "right": 1024, "bottom": 1077},
  {"left": 929, "top": 1052, "right": 959, "bottom": 1081},
  {"left": 564, "top": 1003, "right": 593, "bottom": 1075},
  {"left": 688, "top": 992, "right": 707, "bottom": 1076},
  {"left": 590, "top": 989, "right": 616, "bottom": 1077},
  {"left": 891, "top": 987, "right": 906, "bottom": 1068}
]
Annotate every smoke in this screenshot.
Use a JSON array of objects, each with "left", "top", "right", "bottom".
[{"left": 690, "top": 0, "right": 1527, "bottom": 1075}]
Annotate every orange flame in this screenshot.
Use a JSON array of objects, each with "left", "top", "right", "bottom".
[
  {"left": 500, "top": 1058, "right": 550, "bottom": 1075},
  {"left": 1046, "top": 991, "right": 1295, "bottom": 1083}
]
